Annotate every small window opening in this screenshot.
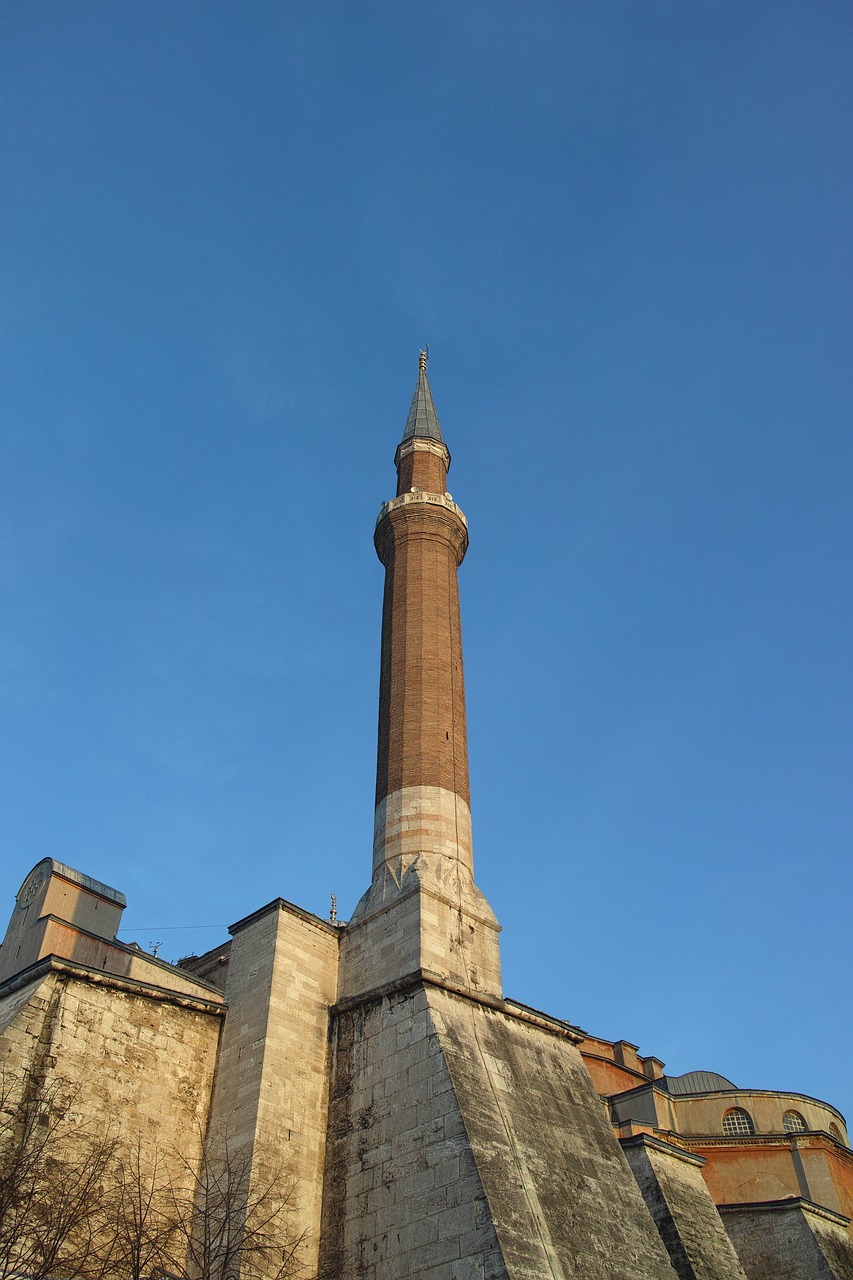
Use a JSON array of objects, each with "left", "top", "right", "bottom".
[
  {"left": 722, "top": 1108, "right": 755, "bottom": 1137},
  {"left": 783, "top": 1110, "right": 807, "bottom": 1133}
]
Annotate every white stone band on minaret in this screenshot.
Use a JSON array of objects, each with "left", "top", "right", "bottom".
[{"left": 373, "top": 785, "right": 473, "bottom": 878}]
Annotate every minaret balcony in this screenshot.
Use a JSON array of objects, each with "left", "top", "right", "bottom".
[{"left": 376, "top": 489, "right": 468, "bottom": 528}]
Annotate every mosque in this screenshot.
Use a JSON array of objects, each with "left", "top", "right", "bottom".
[{"left": 1, "top": 357, "right": 851, "bottom": 1278}]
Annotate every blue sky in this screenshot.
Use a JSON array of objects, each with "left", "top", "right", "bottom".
[{"left": 2, "top": 3, "right": 851, "bottom": 1123}]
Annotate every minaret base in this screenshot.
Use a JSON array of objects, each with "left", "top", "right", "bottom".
[
  {"left": 340, "top": 875, "right": 502, "bottom": 1002},
  {"left": 341, "top": 779, "right": 502, "bottom": 1000}
]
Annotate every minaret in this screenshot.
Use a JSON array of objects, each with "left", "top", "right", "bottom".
[
  {"left": 341, "top": 354, "right": 501, "bottom": 998},
  {"left": 323, "top": 360, "right": 684, "bottom": 1280}
]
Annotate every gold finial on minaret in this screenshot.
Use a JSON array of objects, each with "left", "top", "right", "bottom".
[{"left": 419, "top": 346, "right": 428, "bottom": 373}]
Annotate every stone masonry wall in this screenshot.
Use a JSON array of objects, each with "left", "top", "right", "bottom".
[
  {"left": 208, "top": 900, "right": 340, "bottom": 1278},
  {"left": 720, "top": 1201, "right": 853, "bottom": 1280},
  {"left": 340, "top": 883, "right": 502, "bottom": 1001},
  {"left": 338, "top": 889, "right": 422, "bottom": 996},
  {"left": 320, "top": 979, "right": 681, "bottom": 1280},
  {"left": 433, "top": 986, "right": 678, "bottom": 1279},
  {"left": 319, "top": 982, "right": 508, "bottom": 1280},
  {"left": 0, "top": 966, "right": 222, "bottom": 1186},
  {"left": 810, "top": 1211, "right": 853, "bottom": 1279},
  {"left": 621, "top": 1135, "right": 748, "bottom": 1280}
]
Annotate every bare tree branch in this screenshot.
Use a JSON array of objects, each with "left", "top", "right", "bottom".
[
  {"left": 0, "top": 1067, "right": 117, "bottom": 1280},
  {"left": 0, "top": 1067, "right": 306, "bottom": 1280},
  {"left": 164, "top": 1128, "right": 306, "bottom": 1280}
]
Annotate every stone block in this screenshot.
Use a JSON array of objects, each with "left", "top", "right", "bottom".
[
  {"left": 209, "top": 899, "right": 340, "bottom": 1279},
  {"left": 720, "top": 1199, "right": 853, "bottom": 1280},
  {"left": 621, "top": 1133, "right": 747, "bottom": 1279},
  {"left": 319, "top": 977, "right": 683, "bottom": 1279}
]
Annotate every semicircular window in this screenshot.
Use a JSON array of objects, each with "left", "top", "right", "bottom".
[
  {"left": 829, "top": 1123, "right": 844, "bottom": 1144},
  {"left": 722, "top": 1108, "right": 755, "bottom": 1136},
  {"left": 783, "top": 1110, "right": 807, "bottom": 1133}
]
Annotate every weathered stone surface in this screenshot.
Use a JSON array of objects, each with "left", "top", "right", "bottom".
[
  {"left": 341, "top": 877, "right": 502, "bottom": 1002},
  {"left": 622, "top": 1134, "right": 747, "bottom": 1280},
  {"left": 319, "top": 983, "right": 508, "bottom": 1280},
  {"left": 208, "top": 898, "right": 340, "bottom": 1278},
  {"left": 0, "top": 965, "right": 221, "bottom": 1185},
  {"left": 434, "top": 986, "right": 678, "bottom": 1279},
  {"left": 720, "top": 1200, "right": 853, "bottom": 1280},
  {"left": 320, "top": 978, "right": 679, "bottom": 1279}
]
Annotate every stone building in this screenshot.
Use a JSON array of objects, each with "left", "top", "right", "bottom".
[{"left": 1, "top": 357, "right": 851, "bottom": 1279}]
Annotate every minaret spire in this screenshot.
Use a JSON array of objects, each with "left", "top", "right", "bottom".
[{"left": 341, "top": 356, "right": 501, "bottom": 999}]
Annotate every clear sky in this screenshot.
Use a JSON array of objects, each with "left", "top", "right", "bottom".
[{"left": 2, "top": 3, "right": 851, "bottom": 1123}]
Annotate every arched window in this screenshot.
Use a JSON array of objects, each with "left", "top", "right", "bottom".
[
  {"left": 829, "top": 1123, "right": 844, "bottom": 1144},
  {"left": 783, "top": 1110, "right": 807, "bottom": 1133},
  {"left": 722, "top": 1108, "right": 755, "bottom": 1136}
]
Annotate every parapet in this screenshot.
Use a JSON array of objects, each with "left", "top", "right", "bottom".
[
  {"left": 0, "top": 858, "right": 126, "bottom": 984},
  {"left": 0, "top": 858, "right": 224, "bottom": 1003}
]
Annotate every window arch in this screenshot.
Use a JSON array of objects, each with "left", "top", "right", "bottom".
[
  {"left": 722, "top": 1108, "right": 755, "bottom": 1136},
  {"left": 829, "top": 1123, "right": 844, "bottom": 1144},
  {"left": 783, "top": 1110, "right": 807, "bottom": 1133}
]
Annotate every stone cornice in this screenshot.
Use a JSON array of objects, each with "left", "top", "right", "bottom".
[
  {"left": 331, "top": 968, "right": 585, "bottom": 1043},
  {"left": 1, "top": 914, "right": 227, "bottom": 998},
  {"left": 394, "top": 436, "right": 450, "bottom": 471},
  {"left": 718, "top": 1197, "right": 851, "bottom": 1228},
  {"left": 687, "top": 1132, "right": 853, "bottom": 1160},
  {"left": 0, "top": 954, "right": 227, "bottom": 1015}
]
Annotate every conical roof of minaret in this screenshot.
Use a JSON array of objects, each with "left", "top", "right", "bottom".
[{"left": 401, "top": 353, "right": 445, "bottom": 445}]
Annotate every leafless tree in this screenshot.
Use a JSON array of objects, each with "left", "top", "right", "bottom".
[
  {"left": 95, "top": 1136, "right": 181, "bottom": 1280},
  {"left": 163, "top": 1130, "right": 305, "bottom": 1280},
  {"left": 0, "top": 1066, "right": 304, "bottom": 1280},
  {"left": 0, "top": 1067, "right": 116, "bottom": 1280}
]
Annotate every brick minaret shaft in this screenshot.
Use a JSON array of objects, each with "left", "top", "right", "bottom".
[
  {"left": 343, "top": 355, "right": 501, "bottom": 1000},
  {"left": 373, "top": 351, "right": 473, "bottom": 881}
]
